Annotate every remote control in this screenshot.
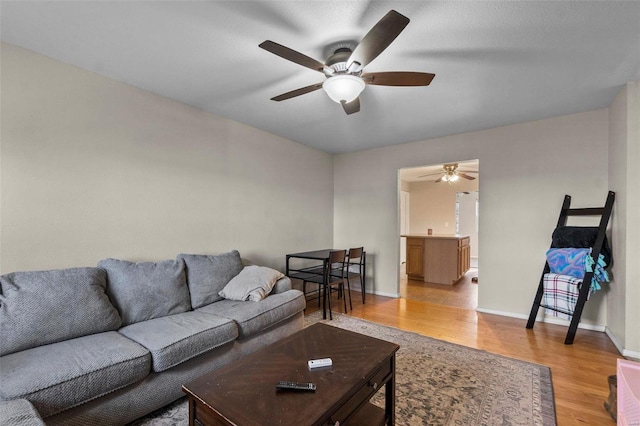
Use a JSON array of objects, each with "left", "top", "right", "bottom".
[
  {"left": 276, "top": 381, "right": 316, "bottom": 392},
  {"left": 308, "top": 358, "right": 332, "bottom": 369}
]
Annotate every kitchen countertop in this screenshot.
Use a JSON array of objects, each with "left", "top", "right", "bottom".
[{"left": 401, "top": 234, "right": 470, "bottom": 240}]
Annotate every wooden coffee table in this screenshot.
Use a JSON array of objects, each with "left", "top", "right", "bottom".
[{"left": 182, "top": 323, "right": 400, "bottom": 425}]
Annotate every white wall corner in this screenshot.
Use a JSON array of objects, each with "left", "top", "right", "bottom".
[{"left": 606, "top": 327, "right": 640, "bottom": 360}]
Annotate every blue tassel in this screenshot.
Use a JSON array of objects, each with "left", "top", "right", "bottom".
[{"left": 585, "top": 249, "right": 609, "bottom": 292}]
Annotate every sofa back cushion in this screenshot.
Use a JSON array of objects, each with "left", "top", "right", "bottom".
[
  {"left": 177, "top": 250, "right": 244, "bottom": 308},
  {"left": 0, "top": 267, "right": 121, "bottom": 356},
  {"left": 98, "top": 258, "right": 190, "bottom": 326}
]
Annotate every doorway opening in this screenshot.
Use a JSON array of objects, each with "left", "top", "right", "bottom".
[{"left": 398, "top": 160, "right": 479, "bottom": 309}]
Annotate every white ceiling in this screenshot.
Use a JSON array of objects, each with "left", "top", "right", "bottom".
[{"left": 2, "top": 1, "right": 639, "bottom": 154}]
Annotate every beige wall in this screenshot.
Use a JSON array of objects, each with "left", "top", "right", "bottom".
[
  {"left": 408, "top": 178, "right": 479, "bottom": 261},
  {"left": 3, "top": 42, "right": 637, "bottom": 354},
  {"left": 627, "top": 82, "right": 640, "bottom": 356},
  {"left": 334, "top": 110, "right": 610, "bottom": 327},
  {"left": 0, "top": 43, "right": 334, "bottom": 273},
  {"left": 408, "top": 178, "right": 479, "bottom": 235},
  {"left": 607, "top": 82, "right": 640, "bottom": 357},
  {"left": 607, "top": 85, "right": 628, "bottom": 350}
]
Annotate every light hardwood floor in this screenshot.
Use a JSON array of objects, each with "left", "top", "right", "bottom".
[{"left": 303, "top": 271, "right": 621, "bottom": 426}]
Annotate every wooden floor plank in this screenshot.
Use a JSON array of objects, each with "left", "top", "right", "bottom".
[{"left": 302, "top": 272, "right": 620, "bottom": 426}]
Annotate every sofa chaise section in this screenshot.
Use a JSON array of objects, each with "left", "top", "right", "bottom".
[
  {"left": 0, "top": 332, "right": 150, "bottom": 418},
  {"left": 43, "top": 313, "right": 303, "bottom": 426}
]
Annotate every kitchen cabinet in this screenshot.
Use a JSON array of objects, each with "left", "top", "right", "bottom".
[
  {"left": 406, "top": 237, "right": 425, "bottom": 280},
  {"left": 402, "top": 234, "right": 471, "bottom": 285}
]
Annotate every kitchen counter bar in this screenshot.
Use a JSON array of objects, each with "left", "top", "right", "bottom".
[
  {"left": 401, "top": 233, "right": 469, "bottom": 240},
  {"left": 401, "top": 234, "right": 471, "bottom": 285}
]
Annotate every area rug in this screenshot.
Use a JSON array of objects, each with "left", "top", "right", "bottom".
[{"left": 130, "top": 312, "right": 556, "bottom": 425}]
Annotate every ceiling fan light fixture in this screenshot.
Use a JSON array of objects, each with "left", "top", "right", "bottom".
[
  {"left": 449, "top": 173, "right": 459, "bottom": 182},
  {"left": 322, "top": 74, "right": 365, "bottom": 104}
]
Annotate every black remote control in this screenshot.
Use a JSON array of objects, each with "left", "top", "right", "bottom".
[{"left": 276, "top": 381, "right": 316, "bottom": 392}]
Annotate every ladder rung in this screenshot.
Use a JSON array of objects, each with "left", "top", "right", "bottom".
[
  {"left": 539, "top": 304, "right": 574, "bottom": 317},
  {"left": 566, "top": 207, "right": 605, "bottom": 216}
]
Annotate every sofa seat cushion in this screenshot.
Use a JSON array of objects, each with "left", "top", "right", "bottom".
[
  {"left": 118, "top": 311, "right": 238, "bottom": 372},
  {"left": 0, "top": 332, "right": 150, "bottom": 418},
  {"left": 197, "top": 290, "right": 305, "bottom": 339},
  {"left": 0, "top": 267, "right": 121, "bottom": 356}
]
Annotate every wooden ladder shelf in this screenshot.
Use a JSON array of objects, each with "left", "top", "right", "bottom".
[{"left": 526, "top": 191, "right": 615, "bottom": 344}]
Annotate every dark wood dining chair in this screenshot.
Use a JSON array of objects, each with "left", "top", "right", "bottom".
[
  {"left": 303, "top": 250, "right": 348, "bottom": 320},
  {"left": 344, "top": 247, "right": 365, "bottom": 305}
]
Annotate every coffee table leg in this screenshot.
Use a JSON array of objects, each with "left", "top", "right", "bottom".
[
  {"left": 385, "top": 356, "right": 396, "bottom": 425},
  {"left": 188, "top": 397, "right": 195, "bottom": 426},
  {"left": 322, "top": 259, "right": 328, "bottom": 320}
]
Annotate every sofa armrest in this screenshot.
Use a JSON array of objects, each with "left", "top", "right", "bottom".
[{"left": 271, "top": 276, "right": 292, "bottom": 294}]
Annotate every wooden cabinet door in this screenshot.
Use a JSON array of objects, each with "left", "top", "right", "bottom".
[
  {"left": 457, "top": 242, "right": 471, "bottom": 278},
  {"left": 406, "top": 238, "right": 424, "bottom": 278},
  {"left": 407, "top": 245, "right": 424, "bottom": 276}
]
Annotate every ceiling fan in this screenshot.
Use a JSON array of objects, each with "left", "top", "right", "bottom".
[
  {"left": 259, "top": 10, "right": 435, "bottom": 115},
  {"left": 418, "top": 163, "right": 479, "bottom": 184}
]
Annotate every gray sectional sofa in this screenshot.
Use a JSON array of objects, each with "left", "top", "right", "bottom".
[{"left": 0, "top": 250, "right": 306, "bottom": 425}]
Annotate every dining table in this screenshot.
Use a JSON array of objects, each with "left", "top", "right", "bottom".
[{"left": 285, "top": 249, "right": 366, "bottom": 319}]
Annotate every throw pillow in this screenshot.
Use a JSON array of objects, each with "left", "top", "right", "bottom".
[
  {"left": 177, "top": 250, "right": 244, "bottom": 308},
  {"left": 98, "top": 258, "right": 190, "bottom": 326},
  {"left": 218, "top": 265, "right": 284, "bottom": 302},
  {"left": 0, "top": 267, "right": 121, "bottom": 356}
]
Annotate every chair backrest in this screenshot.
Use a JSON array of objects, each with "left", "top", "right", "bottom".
[
  {"left": 347, "top": 247, "right": 363, "bottom": 263},
  {"left": 326, "top": 250, "right": 347, "bottom": 279},
  {"left": 328, "top": 249, "right": 346, "bottom": 264}
]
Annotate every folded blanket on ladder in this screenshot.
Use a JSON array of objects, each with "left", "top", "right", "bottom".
[
  {"left": 546, "top": 247, "right": 609, "bottom": 291},
  {"left": 542, "top": 273, "right": 586, "bottom": 320}
]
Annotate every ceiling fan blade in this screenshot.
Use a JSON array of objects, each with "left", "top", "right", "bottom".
[
  {"left": 347, "top": 10, "right": 410, "bottom": 69},
  {"left": 259, "top": 40, "right": 329, "bottom": 74},
  {"left": 417, "top": 172, "right": 443, "bottom": 178},
  {"left": 434, "top": 175, "right": 444, "bottom": 183},
  {"left": 458, "top": 173, "right": 476, "bottom": 180},
  {"left": 271, "top": 83, "right": 324, "bottom": 101},
  {"left": 341, "top": 98, "right": 360, "bottom": 115},
  {"left": 362, "top": 72, "right": 435, "bottom": 86}
]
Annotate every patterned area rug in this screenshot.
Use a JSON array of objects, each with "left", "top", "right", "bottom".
[{"left": 131, "top": 312, "right": 556, "bottom": 425}]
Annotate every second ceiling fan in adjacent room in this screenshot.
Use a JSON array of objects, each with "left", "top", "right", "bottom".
[{"left": 419, "top": 163, "right": 479, "bottom": 184}]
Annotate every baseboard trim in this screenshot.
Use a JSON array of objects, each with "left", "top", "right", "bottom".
[
  {"left": 475, "top": 307, "right": 528, "bottom": 320},
  {"left": 350, "top": 287, "right": 400, "bottom": 299},
  {"left": 372, "top": 290, "right": 400, "bottom": 298},
  {"left": 540, "top": 316, "right": 605, "bottom": 332},
  {"left": 605, "top": 327, "right": 640, "bottom": 360},
  {"left": 606, "top": 327, "right": 626, "bottom": 357},
  {"left": 623, "top": 349, "right": 640, "bottom": 360},
  {"left": 474, "top": 307, "right": 605, "bottom": 332}
]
